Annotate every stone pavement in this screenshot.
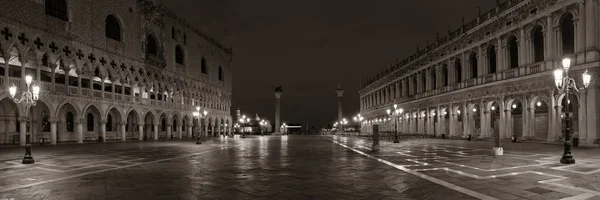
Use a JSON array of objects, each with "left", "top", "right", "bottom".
[
  {"left": 330, "top": 135, "right": 600, "bottom": 200},
  {"left": 0, "top": 136, "right": 475, "bottom": 200}
]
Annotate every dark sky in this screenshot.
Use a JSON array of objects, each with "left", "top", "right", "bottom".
[{"left": 163, "top": 0, "right": 497, "bottom": 129}]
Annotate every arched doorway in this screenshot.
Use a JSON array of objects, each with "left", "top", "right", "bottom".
[
  {"left": 83, "top": 105, "right": 101, "bottom": 142},
  {"left": 57, "top": 103, "right": 78, "bottom": 142},
  {"left": 560, "top": 95, "right": 578, "bottom": 140},
  {"left": 127, "top": 109, "right": 141, "bottom": 140},
  {"left": 530, "top": 98, "right": 550, "bottom": 140},
  {"left": 106, "top": 107, "right": 122, "bottom": 141}
]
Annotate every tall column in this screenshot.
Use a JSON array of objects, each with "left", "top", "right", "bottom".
[
  {"left": 210, "top": 125, "right": 215, "bottom": 137},
  {"left": 166, "top": 124, "right": 172, "bottom": 139},
  {"left": 177, "top": 123, "right": 183, "bottom": 139},
  {"left": 138, "top": 124, "right": 144, "bottom": 140},
  {"left": 19, "top": 118, "right": 26, "bottom": 146},
  {"left": 50, "top": 119, "right": 57, "bottom": 145},
  {"left": 576, "top": 2, "right": 585, "bottom": 55},
  {"left": 154, "top": 124, "right": 159, "bottom": 140},
  {"left": 121, "top": 121, "right": 126, "bottom": 141},
  {"left": 274, "top": 88, "right": 282, "bottom": 133},
  {"left": 463, "top": 105, "right": 469, "bottom": 137},
  {"left": 336, "top": 84, "right": 345, "bottom": 133},
  {"left": 77, "top": 119, "right": 83, "bottom": 143},
  {"left": 100, "top": 119, "right": 106, "bottom": 143},
  {"left": 187, "top": 125, "right": 193, "bottom": 138}
]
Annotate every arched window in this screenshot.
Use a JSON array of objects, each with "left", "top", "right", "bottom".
[
  {"left": 87, "top": 113, "right": 94, "bottom": 131},
  {"left": 146, "top": 34, "right": 158, "bottom": 56},
  {"left": 107, "top": 114, "right": 113, "bottom": 131},
  {"left": 561, "top": 13, "right": 575, "bottom": 55},
  {"left": 201, "top": 57, "right": 207, "bottom": 74},
  {"left": 454, "top": 59, "right": 462, "bottom": 83},
  {"left": 532, "top": 26, "right": 545, "bottom": 62},
  {"left": 488, "top": 45, "right": 497, "bottom": 74},
  {"left": 421, "top": 72, "right": 426, "bottom": 92},
  {"left": 105, "top": 15, "right": 121, "bottom": 41},
  {"left": 175, "top": 45, "right": 184, "bottom": 64},
  {"left": 470, "top": 53, "right": 478, "bottom": 78},
  {"left": 66, "top": 112, "right": 74, "bottom": 131},
  {"left": 430, "top": 68, "right": 436, "bottom": 89},
  {"left": 161, "top": 118, "right": 166, "bottom": 131},
  {"left": 45, "top": 0, "right": 68, "bottom": 21},
  {"left": 443, "top": 65, "right": 449, "bottom": 87},
  {"left": 218, "top": 66, "right": 224, "bottom": 81},
  {"left": 508, "top": 36, "right": 519, "bottom": 69}
]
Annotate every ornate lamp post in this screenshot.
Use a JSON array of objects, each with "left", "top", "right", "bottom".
[
  {"left": 353, "top": 114, "right": 364, "bottom": 135},
  {"left": 386, "top": 104, "right": 403, "bottom": 143},
  {"left": 281, "top": 123, "right": 287, "bottom": 134},
  {"left": 553, "top": 58, "right": 591, "bottom": 164},
  {"left": 234, "top": 123, "right": 240, "bottom": 136},
  {"left": 193, "top": 106, "right": 208, "bottom": 144},
  {"left": 9, "top": 75, "right": 40, "bottom": 164}
]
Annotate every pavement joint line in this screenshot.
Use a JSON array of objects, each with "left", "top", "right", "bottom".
[
  {"left": 329, "top": 139, "right": 499, "bottom": 200},
  {"left": 559, "top": 193, "right": 597, "bottom": 200},
  {"left": 0, "top": 147, "right": 224, "bottom": 194},
  {"left": 336, "top": 137, "right": 600, "bottom": 199}
]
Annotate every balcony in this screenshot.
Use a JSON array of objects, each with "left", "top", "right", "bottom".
[{"left": 145, "top": 54, "right": 166, "bottom": 68}]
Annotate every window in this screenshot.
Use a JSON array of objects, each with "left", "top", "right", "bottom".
[
  {"left": 561, "top": 13, "right": 575, "bottom": 55},
  {"left": 488, "top": 45, "right": 497, "bottom": 74},
  {"left": 161, "top": 118, "right": 166, "bottom": 131},
  {"left": 218, "top": 66, "right": 224, "bottom": 81},
  {"left": 172, "top": 119, "right": 177, "bottom": 131},
  {"left": 172, "top": 27, "right": 176, "bottom": 39},
  {"left": 105, "top": 15, "right": 121, "bottom": 41},
  {"left": 508, "top": 36, "right": 519, "bottom": 69},
  {"left": 201, "top": 57, "right": 207, "bottom": 74},
  {"left": 87, "top": 113, "right": 94, "bottom": 131},
  {"left": 470, "top": 53, "right": 478, "bottom": 78},
  {"left": 532, "top": 26, "right": 544, "bottom": 62},
  {"left": 45, "top": 0, "right": 68, "bottom": 21},
  {"left": 146, "top": 34, "right": 158, "bottom": 55},
  {"left": 175, "top": 45, "right": 184, "bottom": 64},
  {"left": 66, "top": 112, "right": 74, "bottom": 132},
  {"left": 443, "top": 65, "right": 449, "bottom": 86},
  {"left": 454, "top": 59, "right": 462, "bottom": 83}
]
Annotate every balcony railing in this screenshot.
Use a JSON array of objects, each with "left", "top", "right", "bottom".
[{"left": 1, "top": 75, "right": 227, "bottom": 113}]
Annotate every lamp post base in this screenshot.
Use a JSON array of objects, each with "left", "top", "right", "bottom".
[
  {"left": 22, "top": 145, "right": 34, "bottom": 164},
  {"left": 560, "top": 155, "right": 575, "bottom": 164},
  {"left": 195, "top": 138, "right": 202, "bottom": 145},
  {"left": 393, "top": 135, "right": 400, "bottom": 143},
  {"left": 492, "top": 147, "right": 503, "bottom": 156}
]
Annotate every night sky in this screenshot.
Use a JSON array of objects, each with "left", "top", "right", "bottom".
[{"left": 163, "top": 0, "right": 497, "bottom": 129}]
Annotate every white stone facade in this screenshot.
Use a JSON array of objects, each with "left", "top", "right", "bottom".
[
  {"left": 0, "top": 0, "right": 233, "bottom": 145},
  {"left": 358, "top": 0, "right": 600, "bottom": 146}
]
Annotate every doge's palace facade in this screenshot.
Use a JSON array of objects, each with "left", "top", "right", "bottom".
[
  {"left": 0, "top": 0, "right": 233, "bottom": 145},
  {"left": 359, "top": 0, "right": 600, "bottom": 146}
]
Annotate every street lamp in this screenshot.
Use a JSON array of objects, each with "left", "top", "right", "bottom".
[
  {"left": 553, "top": 57, "right": 591, "bottom": 164},
  {"left": 281, "top": 123, "right": 287, "bottom": 134},
  {"left": 234, "top": 123, "right": 240, "bottom": 135},
  {"left": 259, "top": 119, "right": 266, "bottom": 136},
  {"left": 9, "top": 75, "right": 40, "bottom": 164},
  {"left": 354, "top": 114, "right": 364, "bottom": 135},
  {"left": 386, "top": 104, "right": 403, "bottom": 143},
  {"left": 193, "top": 106, "right": 208, "bottom": 144}
]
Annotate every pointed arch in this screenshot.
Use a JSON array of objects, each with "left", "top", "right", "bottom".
[{"left": 105, "top": 14, "right": 122, "bottom": 41}]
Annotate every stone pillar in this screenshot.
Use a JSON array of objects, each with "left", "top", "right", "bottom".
[
  {"left": 50, "top": 119, "right": 57, "bottom": 145},
  {"left": 584, "top": 86, "right": 599, "bottom": 146},
  {"left": 166, "top": 124, "right": 172, "bottom": 139},
  {"left": 336, "top": 85, "right": 345, "bottom": 133},
  {"left": 77, "top": 119, "right": 83, "bottom": 143},
  {"left": 463, "top": 105, "right": 469, "bottom": 137},
  {"left": 154, "top": 124, "right": 159, "bottom": 140},
  {"left": 275, "top": 91, "right": 282, "bottom": 133},
  {"left": 138, "top": 124, "right": 144, "bottom": 140},
  {"left": 178, "top": 123, "right": 183, "bottom": 139},
  {"left": 19, "top": 118, "right": 26, "bottom": 146},
  {"left": 585, "top": 0, "right": 597, "bottom": 52},
  {"left": 187, "top": 125, "right": 193, "bottom": 138},
  {"left": 210, "top": 125, "right": 215, "bottom": 137},
  {"left": 121, "top": 121, "right": 127, "bottom": 141},
  {"left": 100, "top": 119, "right": 106, "bottom": 142}
]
